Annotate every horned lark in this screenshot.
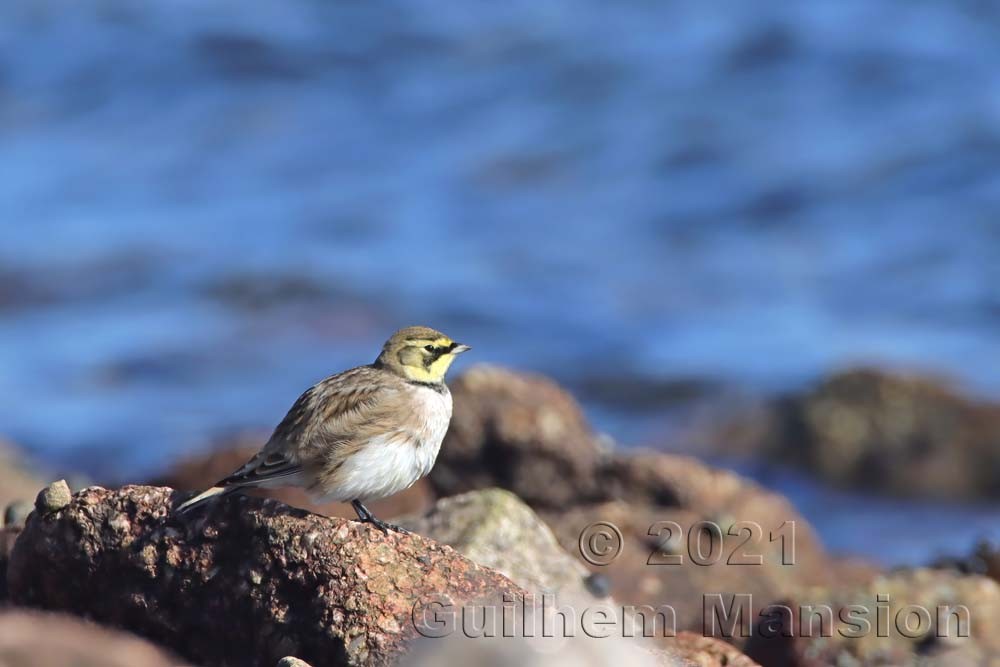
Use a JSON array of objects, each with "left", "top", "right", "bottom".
[{"left": 177, "top": 326, "right": 470, "bottom": 533}]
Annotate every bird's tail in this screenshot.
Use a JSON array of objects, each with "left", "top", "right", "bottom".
[{"left": 175, "top": 485, "right": 238, "bottom": 514}]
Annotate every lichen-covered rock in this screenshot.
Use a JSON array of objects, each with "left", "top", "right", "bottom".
[
  {"left": 34, "top": 479, "right": 72, "bottom": 514},
  {"left": 8, "top": 485, "right": 525, "bottom": 667},
  {"left": 430, "top": 365, "right": 608, "bottom": 508},
  {"left": 397, "top": 488, "right": 597, "bottom": 603},
  {"left": 0, "top": 610, "right": 184, "bottom": 666}
]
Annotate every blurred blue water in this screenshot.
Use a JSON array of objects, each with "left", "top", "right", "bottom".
[
  {"left": 1, "top": 0, "right": 999, "bottom": 563},
  {"left": 726, "top": 462, "right": 1000, "bottom": 567}
]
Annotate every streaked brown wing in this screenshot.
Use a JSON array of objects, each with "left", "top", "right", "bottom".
[
  {"left": 214, "top": 366, "right": 391, "bottom": 488},
  {"left": 214, "top": 451, "right": 304, "bottom": 487}
]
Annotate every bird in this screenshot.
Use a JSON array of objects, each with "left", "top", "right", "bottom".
[{"left": 176, "top": 325, "right": 470, "bottom": 533}]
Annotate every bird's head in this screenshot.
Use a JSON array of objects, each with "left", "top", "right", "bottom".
[{"left": 375, "top": 326, "right": 471, "bottom": 384}]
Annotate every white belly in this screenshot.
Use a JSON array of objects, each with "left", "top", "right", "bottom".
[{"left": 322, "top": 386, "right": 451, "bottom": 502}]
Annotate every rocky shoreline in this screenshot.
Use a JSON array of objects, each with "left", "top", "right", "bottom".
[{"left": 2, "top": 364, "right": 999, "bottom": 666}]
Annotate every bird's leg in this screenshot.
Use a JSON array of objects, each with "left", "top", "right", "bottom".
[{"left": 351, "top": 499, "right": 410, "bottom": 534}]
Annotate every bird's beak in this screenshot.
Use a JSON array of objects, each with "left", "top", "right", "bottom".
[{"left": 451, "top": 343, "right": 471, "bottom": 355}]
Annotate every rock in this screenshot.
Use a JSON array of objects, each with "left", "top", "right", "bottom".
[
  {"left": 34, "top": 479, "right": 72, "bottom": 514},
  {"left": 584, "top": 572, "right": 613, "bottom": 598},
  {"left": 931, "top": 540, "right": 1000, "bottom": 585},
  {"left": 0, "top": 609, "right": 183, "bottom": 666},
  {"left": 404, "top": 630, "right": 691, "bottom": 667},
  {"left": 407, "top": 629, "right": 761, "bottom": 667},
  {"left": 745, "top": 368, "right": 1000, "bottom": 498},
  {"left": 663, "top": 632, "right": 762, "bottom": 667},
  {"left": 395, "top": 489, "right": 767, "bottom": 666},
  {"left": 408, "top": 366, "right": 980, "bottom": 666},
  {"left": 423, "top": 366, "right": 833, "bottom": 637},
  {"left": 276, "top": 658, "right": 313, "bottom": 667},
  {"left": 429, "top": 365, "right": 608, "bottom": 508},
  {"left": 744, "top": 568, "right": 1000, "bottom": 666},
  {"left": 150, "top": 433, "right": 435, "bottom": 520},
  {"left": 398, "top": 488, "right": 597, "bottom": 603},
  {"left": 0, "top": 439, "right": 47, "bottom": 511},
  {"left": 0, "top": 524, "right": 21, "bottom": 602},
  {"left": 741, "top": 597, "right": 843, "bottom": 667},
  {"left": 539, "top": 453, "right": 831, "bottom": 635},
  {"left": 4, "top": 500, "right": 32, "bottom": 528},
  {"left": 8, "top": 485, "right": 525, "bottom": 667}
]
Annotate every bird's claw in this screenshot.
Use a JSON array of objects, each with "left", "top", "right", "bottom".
[{"left": 366, "top": 517, "right": 410, "bottom": 534}]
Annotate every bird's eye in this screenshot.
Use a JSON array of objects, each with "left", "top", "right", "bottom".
[{"left": 424, "top": 344, "right": 435, "bottom": 352}]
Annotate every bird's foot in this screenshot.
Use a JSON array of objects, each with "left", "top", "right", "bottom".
[
  {"left": 352, "top": 499, "right": 410, "bottom": 534},
  {"left": 365, "top": 516, "right": 410, "bottom": 535}
]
